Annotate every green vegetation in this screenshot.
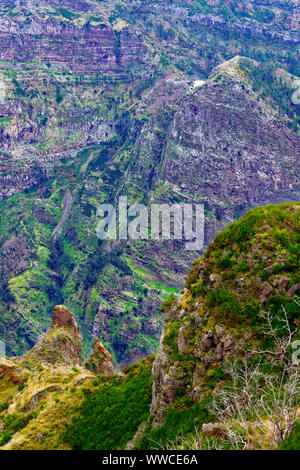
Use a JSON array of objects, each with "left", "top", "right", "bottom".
[
  {"left": 184, "top": 203, "right": 300, "bottom": 332},
  {"left": 136, "top": 397, "right": 211, "bottom": 450},
  {"left": 278, "top": 421, "right": 300, "bottom": 450},
  {"left": 64, "top": 358, "right": 153, "bottom": 449},
  {"left": 240, "top": 59, "right": 300, "bottom": 131},
  {"left": 0, "top": 411, "right": 37, "bottom": 446}
]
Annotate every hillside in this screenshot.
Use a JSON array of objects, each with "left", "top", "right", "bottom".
[
  {"left": 0, "top": 0, "right": 299, "bottom": 366},
  {"left": 0, "top": 202, "right": 299, "bottom": 450},
  {"left": 0, "top": 51, "right": 299, "bottom": 366}
]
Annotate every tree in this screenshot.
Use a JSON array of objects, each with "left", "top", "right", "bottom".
[{"left": 210, "top": 305, "right": 299, "bottom": 449}]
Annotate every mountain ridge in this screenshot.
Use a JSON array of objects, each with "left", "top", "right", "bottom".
[{"left": 0, "top": 202, "right": 299, "bottom": 450}]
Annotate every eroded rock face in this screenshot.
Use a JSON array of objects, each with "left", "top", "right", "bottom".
[
  {"left": 0, "top": 358, "right": 30, "bottom": 386},
  {"left": 84, "top": 338, "right": 114, "bottom": 376},
  {"left": 125, "top": 57, "right": 300, "bottom": 248},
  {"left": 0, "top": 15, "right": 148, "bottom": 74},
  {"left": 19, "top": 306, "right": 82, "bottom": 368},
  {"left": 0, "top": 34, "right": 299, "bottom": 366},
  {"left": 151, "top": 322, "right": 237, "bottom": 423},
  {"left": 51, "top": 305, "right": 80, "bottom": 339},
  {"left": 1, "top": 235, "right": 31, "bottom": 278},
  {"left": 149, "top": 203, "right": 300, "bottom": 426},
  {"left": 150, "top": 331, "right": 179, "bottom": 427}
]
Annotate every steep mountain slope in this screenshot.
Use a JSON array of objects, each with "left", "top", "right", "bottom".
[
  {"left": 0, "top": 1, "right": 299, "bottom": 365},
  {"left": 149, "top": 202, "right": 300, "bottom": 425},
  {"left": 0, "top": 202, "right": 299, "bottom": 450},
  {"left": 0, "top": 53, "right": 299, "bottom": 366},
  {"left": 68, "top": 203, "right": 300, "bottom": 450}
]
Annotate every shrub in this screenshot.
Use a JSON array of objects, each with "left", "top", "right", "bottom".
[{"left": 64, "top": 362, "right": 153, "bottom": 450}]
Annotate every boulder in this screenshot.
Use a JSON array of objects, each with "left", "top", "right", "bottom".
[
  {"left": 177, "top": 325, "right": 194, "bottom": 355},
  {"left": 199, "top": 330, "right": 214, "bottom": 352}
]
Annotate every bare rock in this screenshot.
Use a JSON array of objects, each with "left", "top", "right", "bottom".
[
  {"left": 51, "top": 305, "right": 80, "bottom": 338},
  {"left": 215, "top": 325, "right": 225, "bottom": 339},
  {"left": 177, "top": 325, "right": 193, "bottom": 355},
  {"left": 287, "top": 283, "right": 300, "bottom": 299},
  {"left": 84, "top": 339, "right": 114, "bottom": 376},
  {"left": 222, "top": 335, "right": 235, "bottom": 352},
  {"left": 214, "top": 343, "right": 223, "bottom": 361},
  {"left": 0, "top": 358, "right": 31, "bottom": 386},
  {"left": 203, "top": 355, "right": 212, "bottom": 366},
  {"left": 199, "top": 330, "right": 214, "bottom": 352},
  {"left": 277, "top": 277, "right": 290, "bottom": 292},
  {"left": 260, "top": 282, "right": 273, "bottom": 303},
  {"left": 19, "top": 306, "right": 82, "bottom": 368}
]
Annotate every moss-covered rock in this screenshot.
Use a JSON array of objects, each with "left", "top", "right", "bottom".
[{"left": 84, "top": 339, "right": 114, "bottom": 376}]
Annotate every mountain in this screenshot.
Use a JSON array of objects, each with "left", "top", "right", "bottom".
[
  {"left": 0, "top": 1, "right": 299, "bottom": 366},
  {"left": 0, "top": 202, "right": 299, "bottom": 450}
]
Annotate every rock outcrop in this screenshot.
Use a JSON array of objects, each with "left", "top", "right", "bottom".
[
  {"left": 150, "top": 203, "right": 300, "bottom": 425},
  {"left": 84, "top": 338, "right": 114, "bottom": 376},
  {"left": 0, "top": 1, "right": 299, "bottom": 367},
  {"left": 18, "top": 305, "right": 82, "bottom": 368},
  {"left": 0, "top": 358, "right": 30, "bottom": 386}
]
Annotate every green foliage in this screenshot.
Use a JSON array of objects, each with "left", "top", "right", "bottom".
[
  {"left": 57, "top": 8, "right": 78, "bottom": 21},
  {"left": 55, "top": 86, "right": 63, "bottom": 104},
  {"left": 64, "top": 360, "right": 153, "bottom": 449},
  {"left": 3, "top": 411, "right": 36, "bottom": 433},
  {"left": 0, "top": 401, "right": 9, "bottom": 413},
  {"left": 12, "top": 78, "right": 26, "bottom": 97},
  {"left": 240, "top": 59, "right": 300, "bottom": 130},
  {"left": 278, "top": 421, "right": 300, "bottom": 450},
  {"left": 135, "top": 397, "right": 211, "bottom": 450},
  {"left": 0, "top": 431, "right": 13, "bottom": 446},
  {"left": 161, "top": 293, "right": 177, "bottom": 313}
]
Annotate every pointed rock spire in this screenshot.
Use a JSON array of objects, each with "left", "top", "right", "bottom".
[
  {"left": 84, "top": 339, "right": 114, "bottom": 376},
  {"left": 20, "top": 306, "right": 82, "bottom": 369}
]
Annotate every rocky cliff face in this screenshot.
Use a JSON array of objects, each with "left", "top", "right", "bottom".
[
  {"left": 0, "top": 54, "right": 299, "bottom": 367},
  {"left": 0, "top": 1, "right": 299, "bottom": 366},
  {"left": 0, "top": 303, "right": 117, "bottom": 449},
  {"left": 84, "top": 338, "right": 114, "bottom": 376},
  {"left": 1, "top": 203, "right": 298, "bottom": 450},
  {"left": 126, "top": 56, "right": 300, "bottom": 246},
  {"left": 149, "top": 202, "right": 300, "bottom": 428}
]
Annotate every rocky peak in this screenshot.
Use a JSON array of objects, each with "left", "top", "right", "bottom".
[
  {"left": 84, "top": 338, "right": 114, "bottom": 376},
  {"left": 19, "top": 305, "right": 82, "bottom": 369},
  {"left": 51, "top": 305, "right": 80, "bottom": 339}
]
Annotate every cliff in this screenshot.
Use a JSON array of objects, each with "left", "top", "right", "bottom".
[
  {"left": 1, "top": 203, "right": 298, "bottom": 450},
  {"left": 0, "top": 53, "right": 299, "bottom": 367},
  {"left": 0, "top": 1, "right": 299, "bottom": 367},
  {"left": 0, "top": 304, "right": 115, "bottom": 449}
]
